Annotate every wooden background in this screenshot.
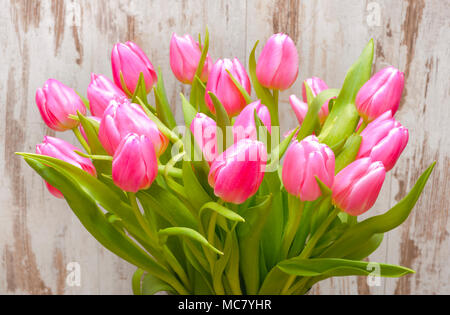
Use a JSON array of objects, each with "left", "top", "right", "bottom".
[{"left": 0, "top": 0, "right": 448, "bottom": 294}]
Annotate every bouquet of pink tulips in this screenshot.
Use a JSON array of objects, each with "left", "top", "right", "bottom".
[{"left": 19, "top": 29, "right": 434, "bottom": 295}]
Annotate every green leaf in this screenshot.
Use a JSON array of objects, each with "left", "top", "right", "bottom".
[
  {"left": 335, "top": 133, "right": 362, "bottom": 173},
  {"left": 190, "top": 27, "right": 210, "bottom": 113},
  {"left": 182, "top": 160, "right": 213, "bottom": 210},
  {"left": 267, "top": 127, "right": 298, "bottom": 168},
  {"left": 319, "top": 40, "right": 374, "bottom": 148},
  {"left": 154, "top": 67, "right": 177, "bottom": 130},
  {"left": 278, "top": 258, "right": 414, "bottom": 278},
  {"left": 132, "top": 268, "right": 145, "bottom": 295},
  {"left": 237, "top": 194, "right": 273, "bottom": 294},
  {"left": 208, "top": 91, "right": 231, "bottom": 154},
  {"left": 181, "top": 93, "right": 198, "bottom": 128},
  {"left": 141, "top": 273, "right": 176, "bottom": 295},
  {"left": 226, "top": 69, "right": 252, "bottom": 104},
  {"left": 320, "top": 162, "right": 435, "bottom": 258},
  {"left": 131, "top": 72, "right": 150, "bottom": 109},
  {"left": 297, "top": 89, "right": 340, "bottom": 141},
  {"left": 159, "top": 227, "right": 223, "bottom": 256},
  {"left": 248, "top": 41, "right": 274, "bottom": 113},
  {"left": 23, "top": 157, "right": 187, "bottom": 293},
  {"left": 344, "top": 233, "right": 384, "bottom": 260},
  {"left": 199, "top": 202, "right": 245, "bottom": 232}
]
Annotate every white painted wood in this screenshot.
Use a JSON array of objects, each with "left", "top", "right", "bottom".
[{"left": 0, "top": 0, "right": 448, "bottom": 294}]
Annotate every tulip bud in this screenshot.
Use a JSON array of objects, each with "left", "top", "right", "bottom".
[
  {"left": 87, "top": 73, "right": 127, "bottom": 117},
  {"left": 302, "top": 77, "right": 331, "bottom": 124},
  {"left": 208, "top": 139, "right": 267, "bottom": 204},
  {"left": 79, "top": 116, "right": 101, "bottom": 144},
  {"left": 282, "top": 136, "right": 335, "bottom": 201},
  {"left": 99, "top": 98, "right": 168, "bottom": 156},
  {"left": 190, "top": 113, "right": 218, "bottom": 164},
  {"left": 256, "top": 33, "right": 299, "bottom": 90},
  {"left": 332, "top": 157, "right": 386, "bottom": 216},
  {"left": 356, "top": 66, "right": 405, "bottom": 122},
  {"left": 170, "top": 33, "right": 213, "bottom": 84},
  {"left": 357, "top": 111, "right": 409, "bottom": 171},
  {"left": 111, "top": 41, "right": 157, "bottom": 95},
  {"left": 36, "top": 136, "right": 97, "bottom": 198},
  {"left": 233, "top": 100, "right": 271, "bottom": 142},
  {"left": 289, "top": 95, "right": 308, "bottom": 125},
  {"left": 35, "top": 79, "right": 87, "bottom": 131},
  {"left": 112, "top": 133, "right": 158, "bottom": 192},
  {"left": 205, "top": 58, "right": 251, "bottom": 117}
]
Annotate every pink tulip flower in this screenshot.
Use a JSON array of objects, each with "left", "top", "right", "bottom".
[
  {"left": 289, "top": 95, "right": 308, "bottom": 125},
  {"left": 99, "top": 98, "right": 168, "bottom": 156},
  {"left": 36, "top": 79, "right": 87, "bottom": 131},
  {"left": 256, "top": 33, "right": 299, "bottom": 90},
  {"left": 205, "top": 58, "right": 251, "bottom": 117},
  {"left": 112, "top": 133, "right": 158, "bottom": 193},
  {"left": 356, "top": 66, "right": 405, "bottom": 122},
  {"left": 233, "top": 100, "right": 271, "bottom": 142},
  {"left": 282, "top": 135, "right": 335, "bottom": 201},
  {"left": 302, "top": 77, "right": 331, "bottom": 124},
  {"left": 332, "top": 157, "right": 386, "bottom": 216},
  {"left": 170, "top": 33, "right": 213, "bottom": 84},
  {"left": 87, "top": 73, "right": 127, "bottom": 117},
  {"left": 357, "top": 111, "right": 409, "bottom": 171},
  {"left": 36, "top": 136, "right": 97, "bottom": 198},
  {"left": 208, "top": 139, "right": 267, "bottom": 204},
  {"left": 190, "top": 113, "right": 218, "bottom": 164},
  {"left": 111, "top": 41, "right": 158, "bottom": 95}
]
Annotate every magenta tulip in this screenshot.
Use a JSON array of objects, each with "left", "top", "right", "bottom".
[
  {"left": 356, "top": 66, "right": 405, "bottom": 122},
  {"left": 282, "top": 136, "right": 335, "bottom": 201},
  {"left": 208, "top": 139, "right": 267, "bottom": 204},
  {"left": 111, "top": 41, "right": 157, "bottom": 95},
  {"left": 357, "top": 111, "right": 409, "bottom": 171},
  {"left": 190, "top": 113, "right": 218, "bottom": 164},
  {"left": 112, "top": 133, "right": 158, "bottom": 193},
  {"left": 87, "top": 73, "right": 127, "bottom": 117},
  {"left": 289, "top": 95, "right": 308, "bottom": 125},
  {"left": 205, "top": 58, "right": 251, "bottom": 117},
  {"left": 36, "top": 79, "right": 86, "bottom": 131},
  {"left": 99, "top": 98, "right": 168, "bottom": 156},
  {"left": 170, "top": 33, "right": 213, "bottom": 84},
  {"left": 233, "top": 100, "right": 271, "bottom": 142},
  {"left": 332, "top": 158, "right": 386, "bottom": 216},
  {"left": 256, "top": 33, "right": 299, "bottom": 90},
  {"left": 302, "top": 77, "right": 330, "bottom": 124},
  {"left": 36, "top": 136, "right": 97, "bottom": 198}
]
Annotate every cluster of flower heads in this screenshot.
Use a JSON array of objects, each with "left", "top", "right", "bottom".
[{"left": 34, "top": 32, "right": 407, "bottom": 217}]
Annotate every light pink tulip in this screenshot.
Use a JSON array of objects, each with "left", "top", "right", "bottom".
[
  {"left": 36, "top": 79, "right": 86, "bottom": 131},
  {"left": 282, "top": 135, "right": 335, "bottom": 201},
  {"left": 111, "top": 41, "right": 157, "bottom": 95},
  {"left": 170, "top": 33, "right": 213, "bottom": 84},
  {"left": 357, "top": 111, "right": 409, "bottom": 171},
  {"left": 79, "top": 116, "right": 101, "bottom": 144},
  {"left": 233, "top": 100, "right": 271, "bottom": 142},
  {"left": 99, "top": 98, "right": 168, "bottom": 156},
  {"left": 87, "top": 73, "right": 127, "bottom": 117},
  {"left": 36, "top": 136, "right": 97, "bottom": 198},
  {"left": 208, "top": 139, "right": 267, "bottom": 204},
  {"left": 289, "top": 95, "right": 308, "bottom": 125},
  {"left": 112, "top": 133, "right": 158, "bottom": 192},
  {"left": 356, "top": 66, "right": 405, "bottom": 122},
  {"left": 332, "top": 157, "right": 386, "bottom": 216},
  {"left": 256, "top": 33, "right": 299, "bottom": 90},
  {"left": 205, "top": 58, "right": 251, "bottom": 117},
  {"left": 190, "top": 113, "right": 218, "bottom": 164},
  {"left": 302, "top": 77, "right": 330, "bottom": 124}
]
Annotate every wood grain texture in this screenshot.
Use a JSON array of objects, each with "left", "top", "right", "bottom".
[{"left": 0, "top": 0, "right": 448, "bottom": 294}]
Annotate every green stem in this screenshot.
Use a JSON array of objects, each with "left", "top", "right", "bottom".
[
  {"left": 271, "top": 89, "right": 280, "bottom": 127},
  {"left": 162, "top": 245, "right": 191, "bottom": 292},
  {"left": 281, "top": 196, "right": 304, "bottom": 258},
  {"left": 72, "top": 127, "right": 91, "bottom": 154},
  {"left": 281, "top": 207, "right": 340, "bottom": 294},
  {"left": 357, "top": 120, "right": 368, "bottom": 135},
  {"left": 127, "top": 192, "right": 157, "bottom": 243}
]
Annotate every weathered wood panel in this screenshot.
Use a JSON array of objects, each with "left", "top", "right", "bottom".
[{"left": 0, "top": 0, "right": 448, "bottom": 294}]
